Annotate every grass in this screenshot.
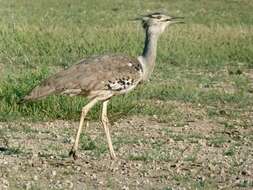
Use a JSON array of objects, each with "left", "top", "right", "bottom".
[
  {"left": 0, "top": 146, "right": 24, "bottom": 156},
  {"left": 79, "top": 133, "right": 108, "bottom": 157},
  {"left": 0, "top": 0, "right": 253, "bottom": 124}
]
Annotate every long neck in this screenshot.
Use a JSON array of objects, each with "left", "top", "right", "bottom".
[{"left": 140, "top": 29, "right": 160, "bottom": 81}]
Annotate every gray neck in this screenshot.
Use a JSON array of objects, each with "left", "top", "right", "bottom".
[{"left": 140, "top": 29, "right": 160, "bottom": 81}]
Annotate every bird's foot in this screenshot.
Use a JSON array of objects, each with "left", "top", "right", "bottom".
[{"left": 69, "top": 148, "right": 78, "bottom": 160}]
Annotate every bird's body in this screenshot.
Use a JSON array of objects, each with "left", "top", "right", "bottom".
[
  {"left": 23, "top": 54, "right": 143, "bottom": 101},
  {"left": 21, "top": 12, "right": 183, "bottom": 159}
]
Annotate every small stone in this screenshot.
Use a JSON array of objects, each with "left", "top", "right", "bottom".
[
  {"left": 98, "top": 181, "right": 104, "bottom": 185},
  {"left": 0, "top": 178, "right": 9, "bottom": 189},
  {"left": 199, "top": 139, "right": 206, "bottom": 146},
  {"left": 32, "top": 152, "right": 39, "bottom": 158},
  {"left": 91, "top": 174, "right": 97, "bottom": 180},
  {"left": 66, "top": 180, "right": 73, "bottom": 189},
  {"left": 28, "top": 160, "right": 33, "bottom": 166},
  {"left": 33, "top": 175, "right": 38, "bottom": 181},
  {"left": 52, "top": 170, "right": 57, "bottom": 176},
  {"left": 25, "top": 182, "right": 32, "bottom": 190}
]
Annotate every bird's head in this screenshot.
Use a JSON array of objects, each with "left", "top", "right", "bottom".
[{"left": 136, "top": 12, "right": 184, "bottom": 35}]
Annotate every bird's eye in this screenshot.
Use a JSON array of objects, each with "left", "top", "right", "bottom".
[{"left": 156, "top": 16, "right": 162, "bottom": 19}]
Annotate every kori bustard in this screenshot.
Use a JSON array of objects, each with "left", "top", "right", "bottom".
[{"left": 21, "top": 13, "right": 183, "bottom": 159}]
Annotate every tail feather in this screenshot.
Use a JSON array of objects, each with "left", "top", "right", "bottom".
[{"left": 19, "top": 85, "right": 56, "bottom": 104}]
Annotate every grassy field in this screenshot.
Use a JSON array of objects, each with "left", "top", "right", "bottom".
[
  {"left": 0, "top": 0, "right": 253, "bottom": 122},
  {"left": 0, "top": 0, "right": 253, "bottom": 189}
]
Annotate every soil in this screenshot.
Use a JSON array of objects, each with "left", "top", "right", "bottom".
[{"left": 0, "top": 117, "right": 252, "bottom": 190}]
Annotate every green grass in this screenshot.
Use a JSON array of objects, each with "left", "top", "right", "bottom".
[
  {"left": 79, "top": 133, "right": 108, "bottom": 157},
  {"left": 1, "top": 146, "right": 24, "bottom": 156},
  {"left": 0, "top": 0, "right": 253, "bottom": 125}
]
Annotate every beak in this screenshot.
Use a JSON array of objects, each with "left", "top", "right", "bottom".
[{"left": 167, "top": 16, "right": 184, "bottom": 24}]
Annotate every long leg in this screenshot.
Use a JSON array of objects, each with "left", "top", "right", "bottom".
[
  {"left": 101, "top": 100, "right": 116, "bottom": 159},
  {"left": 69, "top": 98, "right": 98, "bottom": 159},
  {"left": 84, "top": 121, "right": 89, "bottom": 132}
]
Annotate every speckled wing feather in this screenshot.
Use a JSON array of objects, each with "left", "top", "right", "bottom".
[{"left": 22, "top": 54, "right": 143, "bottom": 101}]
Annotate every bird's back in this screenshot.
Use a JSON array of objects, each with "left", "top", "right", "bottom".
[{"left": 22, "top": 54, "right": 143, "bottom": 101}]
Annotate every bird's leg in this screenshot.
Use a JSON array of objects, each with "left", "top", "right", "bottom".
[
  {"left": 85, "top": 121, "right": 89, "bottom": 132},
  {"left": 69, "top": 98, "right": 98, "bottom": 160},
  {"left": 101, "top": 100, "right": 116, "bottom": 159}
]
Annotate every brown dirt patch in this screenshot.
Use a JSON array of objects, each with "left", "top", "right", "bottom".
[{"left": 0, "top": 117, "right": 252, "bottom": 189}]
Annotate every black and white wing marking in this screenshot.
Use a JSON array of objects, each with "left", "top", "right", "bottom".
[{"left": 107, "top": 77, "right": 135, "bottom": 91}]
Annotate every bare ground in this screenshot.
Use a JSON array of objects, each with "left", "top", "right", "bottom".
[{"left": 0, "top": 117, "right": 252, "bottom": 190}]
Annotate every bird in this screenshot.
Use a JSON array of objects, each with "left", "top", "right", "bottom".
[{"left": 20, "top": 12, "right": 184, "bottom": 160}]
